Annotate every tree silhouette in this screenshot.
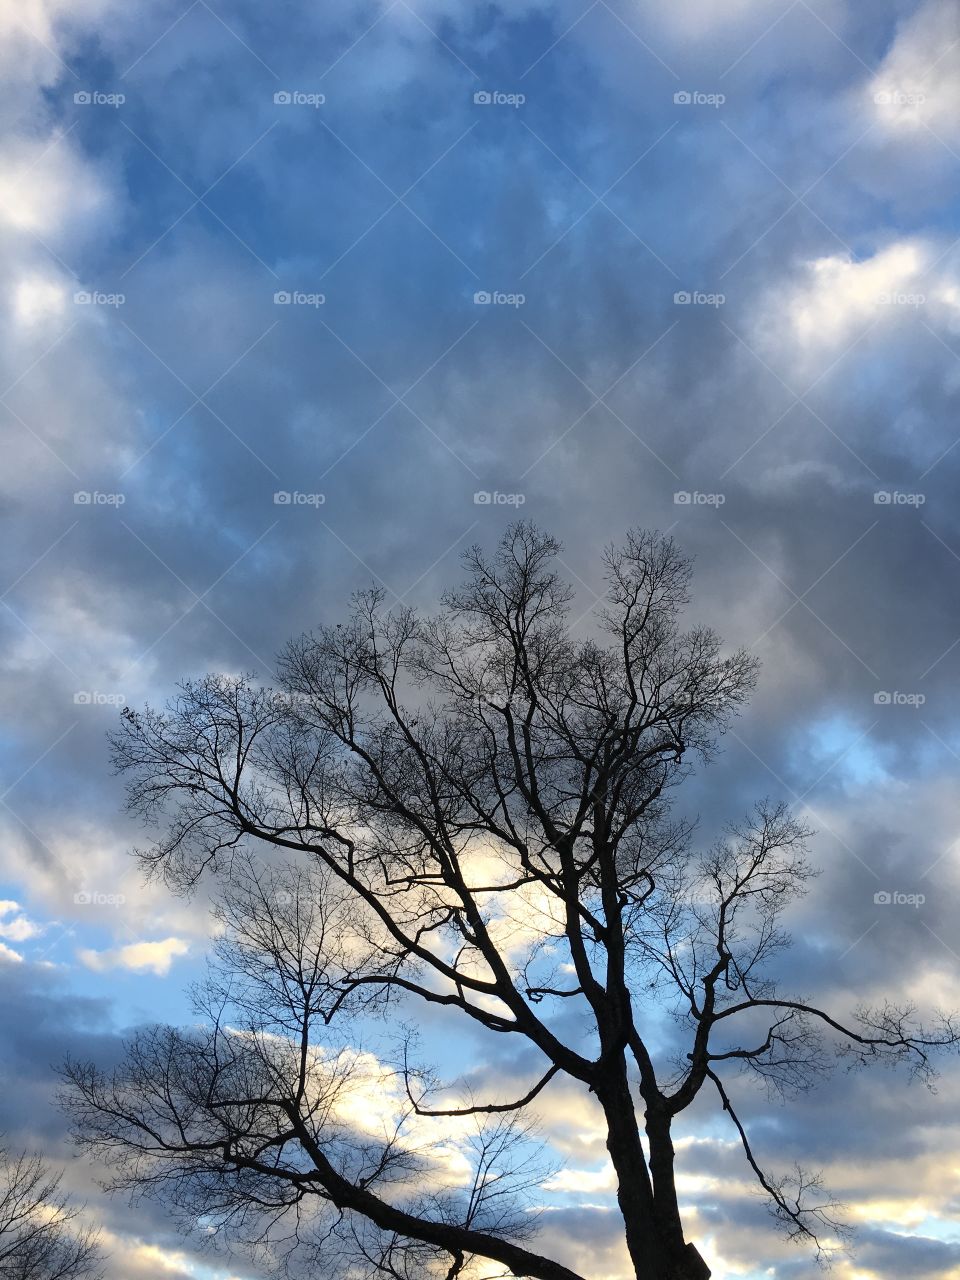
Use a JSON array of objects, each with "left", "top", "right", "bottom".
[
  {"left": 0, "top": 1143, "right": 101, "bottom": 1280},
  {"left": 64, "top": 524, "right": 959, "bottom": 1280}
]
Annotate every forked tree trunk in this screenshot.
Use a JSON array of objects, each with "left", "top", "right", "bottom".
[{"left": 595, "top": 1070, "right": 711, "bottom": 1280}]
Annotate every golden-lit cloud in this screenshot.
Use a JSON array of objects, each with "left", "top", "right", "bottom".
[{"left": 77, "top": 936, "right": 190, "bottom": 976}]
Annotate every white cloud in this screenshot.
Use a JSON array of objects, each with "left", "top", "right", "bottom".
[
  {"left": 0, "top": 0, "right": 118, "bottom": 85},
  {"left": 0, "top": 941, "right": 24, "bottom": 963},
  {"left": 868, "top": 0, "right": 960, "bottom": 139},
  {"left": 0, "top": 900, "right": 42, "bottom": 943},
  {"left": 10, "top": 272, "right": 68, "bottom": 328},
  {"left": 78, "top": 936, "right": 190, "bottom": 976},
  {"left": 91, "top": 1225, "right": 239, "bottom": 1280},
  {"left": 0, "top": 142, "right": 109, "bottom": 237},
  {"left": 786, "top": 241, "right": 928, "bottom": 348},
  {"left": 542, "top": 1165, "right": 615, "bottom": 1194}
]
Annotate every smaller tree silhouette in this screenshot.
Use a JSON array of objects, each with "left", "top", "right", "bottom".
[
  {"left": 0, "top": 1143, "right": 102, "bottom": 1280},
  {"left": 63, "top": 524, "right": 959, "bottom": 1280}
]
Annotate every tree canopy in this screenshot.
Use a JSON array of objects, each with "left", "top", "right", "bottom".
[{"left": 64, "top": 523, "right": 959, "bottom": 1280}]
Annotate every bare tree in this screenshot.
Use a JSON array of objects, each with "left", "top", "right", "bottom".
[
  {"left": 0, "top": 1143, "right": 102, "bottom": 1280},
  {"left": 63, "top": 524, "right": 959, "bottom": 1280}
]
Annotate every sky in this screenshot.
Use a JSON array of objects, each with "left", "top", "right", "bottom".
[{"left": 1, "top": 0, "right": 960, "bottom": 1276}]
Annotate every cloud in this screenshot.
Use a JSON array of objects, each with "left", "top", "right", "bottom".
[
  {"left": 0, "top": 139, "right": 110, "bottom": 237},
  {"left": 869, "top": 0, "right": 960, "bottom": 139},
  {"left": 11, "top": 272, "right": 69, "bottom": 329},
  {"left": 77, "top": 937, "right": 190, "bottom": 976},
  {"left": 95, "top": 1231, "right": 245, "bottom": 1280},
  {"left": 0, "top": 900, "right": 42, "bottom": 943},
  {"left": 0, "top": 1, "right": 958, "bottom": 1276},
  {"left": 542, "top": 1166, "right": 616, "bottom": 1195},
  {"left": 0, "top": 956, "right": 262, "bottom": 1278},
  {"left": 782, "top": 241, "right": 928, "bottom": 347}
]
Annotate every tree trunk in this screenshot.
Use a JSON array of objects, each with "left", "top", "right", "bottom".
[
  {"left": 594, "top": 1067, "right": 710, "bottom": 1280},
  {"left": 646, "top": 1105, "right": 711, "bottom": 1280}
]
